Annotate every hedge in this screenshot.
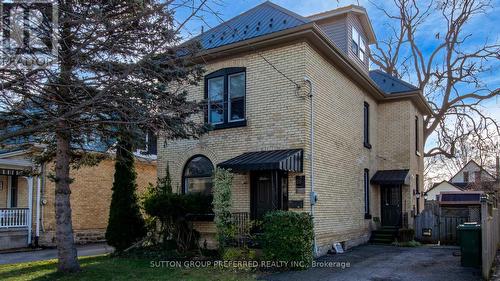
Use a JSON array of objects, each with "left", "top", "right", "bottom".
[{"left": 261, "top": 211, "right": 314, "bottom": 269}]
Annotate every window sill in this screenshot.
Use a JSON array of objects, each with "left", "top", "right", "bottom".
[
  {"left": 211, "top": 120, "right": 247, "bottom": 130},
  {"left": 364, "top": 213, "right": 372, "bottom": 220},
  {"left": 364, "top": 143, "right": 372, "bottom": 149}
]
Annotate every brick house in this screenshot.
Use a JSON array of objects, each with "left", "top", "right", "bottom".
[
  {"left": 158, "top": 2, "right": 431, "bottom": 255},
  {"left": 0, "top": 143, "right": 156, "bottom": 250}
]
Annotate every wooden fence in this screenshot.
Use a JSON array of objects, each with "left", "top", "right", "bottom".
[
  {"left": 481, "top": 196, "right": 499, "bottom": 279},
  {"left": 415, "top": 202, "right": 468, "bottom": 244}
]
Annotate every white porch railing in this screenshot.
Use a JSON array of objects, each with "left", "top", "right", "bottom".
[{"left": 0, "top": 208, "right": 30, "bottom": 228}]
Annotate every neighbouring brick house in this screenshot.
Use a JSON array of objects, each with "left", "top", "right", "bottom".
[
  {"left": 158, "top": 2, "right": 431, "bottom": 255},
  {"left": 0, "top": 142, "right": 157, "bottom": 250}
]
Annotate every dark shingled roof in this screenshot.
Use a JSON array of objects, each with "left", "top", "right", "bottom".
[
  {"left": 190, "top": 1, "right": 310, "bottom": 50},
  {"left": 371, "top": 169, "right": 409, "bottom": 185},
  {"left": 369, "top": 69, "right": 419, "bottom": 94},
  {"left": 218, "top": 149, "right": 303, "bottom": 172}
]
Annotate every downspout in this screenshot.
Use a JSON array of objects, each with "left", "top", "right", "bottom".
[
  {"left": 35, "top": 167, "right": 41, "bottom": 247},
  {"left": 304, "top": 77, "right": 318, "bottom": 256}
]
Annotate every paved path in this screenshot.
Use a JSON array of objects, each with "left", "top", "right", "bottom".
[
  {"left": 0, "top": 243, "right": 114, "bottom": 265},
  {"left": 261, "top": 244, "right": 482, "bottom": 281}
]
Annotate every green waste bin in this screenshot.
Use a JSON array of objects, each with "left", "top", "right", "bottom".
[{"left": 457, "top": 222, "right": 481, "bottom": 268}]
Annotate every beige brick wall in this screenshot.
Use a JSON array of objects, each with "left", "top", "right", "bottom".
[
  {"left": 304, "top": 44, "right": 378, "bottom": 254},
  {"left": 40, "top": 158, "right": 157, "bottom": 245},
  {"left": 158, "top": 42, "right": 309, "bottom": 212},
  {"left": 158, "top": 40, "right": 425, "bottom": 254}
]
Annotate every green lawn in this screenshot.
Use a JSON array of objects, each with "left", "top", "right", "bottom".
[{"left": 0, "top": 255, "right": 257, "bottom": 281}]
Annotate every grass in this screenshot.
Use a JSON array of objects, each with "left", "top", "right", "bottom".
[{"left": 0, "top": 255, "right": 257, "bottom": 281}]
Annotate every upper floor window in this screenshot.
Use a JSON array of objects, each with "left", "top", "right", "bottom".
[
  {"left": 415, "top": 116, "right": 420, "bottom": 155},
  {"left": 363, "top": 102, "right": 371, "bottom": 149},
  {"left": 463, "top": 171, "right": 469, "bottom": 182},
  {"left": 352, "top": 27, "right": 366, "bottom": 61},
  {"left": 205, "top": 67, "right": 246, "bottom": 129},
  {"left": 138, "top": 131, "right": 157, "bottom": 155},
  {"left": 474, "top": 171, "right": 481, "bottom": 182},
  {"left": 183, "top": 155, "right": 214, "bottom": 195}
]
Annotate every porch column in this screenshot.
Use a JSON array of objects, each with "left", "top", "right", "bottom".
[{"left": 26, "top": 177, "right": 33, "bottom": 245}]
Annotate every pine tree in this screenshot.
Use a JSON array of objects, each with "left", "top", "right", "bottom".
[{"left": 106, "top": 138, "right": 146, "bottom": 251}]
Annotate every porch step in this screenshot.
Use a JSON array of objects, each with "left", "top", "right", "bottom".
[{"left": 370, "top": 227, "right": 398, "bottom": 244}]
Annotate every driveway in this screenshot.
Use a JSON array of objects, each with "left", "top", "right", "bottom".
[
  {"left": 261, "top": 244, "right": 482, "bottom": 281},
  {"left": 0, "top": 243, "right": 114, "bottom": 265}
]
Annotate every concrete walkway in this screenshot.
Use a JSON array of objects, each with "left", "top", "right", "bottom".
[
  {"left": 261, "top": 244, "right": 482, "bottom": 281},
  {"left": 0, "top": 243, "right": 114, "bottom": 265}
]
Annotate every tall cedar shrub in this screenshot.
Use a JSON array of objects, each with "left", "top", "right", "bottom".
[
  {"left": 261, "top": 211, "right": 314, "bottom": 269},
  {"left": 212, "top": 168, "right": 234, "bottom": 251},
  {"left": 106, "top": 139, "right": 146, "bottom": 251}
]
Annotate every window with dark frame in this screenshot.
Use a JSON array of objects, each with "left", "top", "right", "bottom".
[
  {"left": 463, "top": 171, "right": 469, "bottom": 182},
  {"left": 363, "top": 102, "right": 371, "bottom": 148},
  {"left": 415, "top": 116, "right": 420, "bottom": 154},
  {"left": 416, "top": 174, "right": 420, "bottom": 213},
  {"left": 364, "top": 169, "right": 370, "bottom": 219},
  {"left": 10, "top": 176, "right": 18, "bottom": 208},
  {"left": 205, "top": 67, "right": 246, "bottom": 129},
  {"left": 474, "top": 171, "right": 481, "bottom": 182},
  {"left": 182, "top": 155, "right": 214, "bottom": 195}
]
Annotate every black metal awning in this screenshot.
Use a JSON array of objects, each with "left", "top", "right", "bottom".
[
  {"left": 218, "top": 149, "right": 303, "bottom": 172},
  {"left": 371, "top": 169, "right": 409, "bottom": 185}
]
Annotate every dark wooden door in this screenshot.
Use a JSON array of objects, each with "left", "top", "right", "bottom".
[
  {"left": 251, "top": 171, "right": 274, "bottom": 220},
  {"left": 381, "top": 185, "right": 402, "bottom": 227}
]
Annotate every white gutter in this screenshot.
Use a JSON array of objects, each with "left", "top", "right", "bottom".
[{"left": 304, "top": 77, "right": 318, "bottom": 256}]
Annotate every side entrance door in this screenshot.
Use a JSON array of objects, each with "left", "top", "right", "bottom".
[
  {"left": 381, "top": 184, "right": 402, "bottom": 227},
  {"left": 251, "top": 171, "right": 274, "bottom": 220}
]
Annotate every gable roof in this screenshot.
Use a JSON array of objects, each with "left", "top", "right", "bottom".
[
  {"left": 425, "top": 180, "right": 464, "bottom": 194},
  {"left": 307, "top": 5, "right": 376, "bottom": 44},
  {"left": 369, "top": 70, "right": 420, "bottom": 94},
  {"left": 191, "top": 1, "right": 310, "bottom": 50},
  {"left": 450, "top": 159, "right": 498, "bottom": 182}
]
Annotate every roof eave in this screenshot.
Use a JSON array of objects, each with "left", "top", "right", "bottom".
[{"left": 191, "top": 23, "right": 431, "bottom": 112}]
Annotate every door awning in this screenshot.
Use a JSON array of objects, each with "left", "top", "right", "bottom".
[
  {"left": 371, "top": 169, "right": 410, "bottom": 185},
  {"left": 218, "top": 149, "right": 303, "bottom": 172}
]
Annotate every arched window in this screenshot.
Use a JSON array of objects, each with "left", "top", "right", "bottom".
[{"left": 182, "top": 155, "right": 214, "bottom": 194}]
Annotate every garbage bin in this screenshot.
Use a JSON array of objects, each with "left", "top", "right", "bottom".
[{"left": 457, "top": 222, "right": 481, "bottom": 268}]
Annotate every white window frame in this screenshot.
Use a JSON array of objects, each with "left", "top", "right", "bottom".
[
  {"left": 207, "top": 76, "right": 224, "bottom": 125},
  {"left": 228, "top": 72, "right": 246, "bottom": 122},
  {"left": 352, "top": 26, "right": 366, "bottom": 62}
]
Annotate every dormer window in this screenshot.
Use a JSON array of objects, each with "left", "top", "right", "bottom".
[{"left": 352, "top": 27, "right": 366, "bottom": 61}]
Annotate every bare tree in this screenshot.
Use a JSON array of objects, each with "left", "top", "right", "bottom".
[
  {"left": 369, "top": 0, "right": 500, "bottom": 161},
  {"left": 0, "top": 0, "right": 213, "bottom": 272}
]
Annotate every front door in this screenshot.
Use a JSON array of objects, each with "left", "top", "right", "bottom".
[
  {"left": 250, "top": 170, "right": 288, "bottom": 220},
  {"left": 381, "top": 185, "right": 402, "bottom": 227},
  {"left": 251, "top": 171, "right": 274, "bottom": 220}
]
